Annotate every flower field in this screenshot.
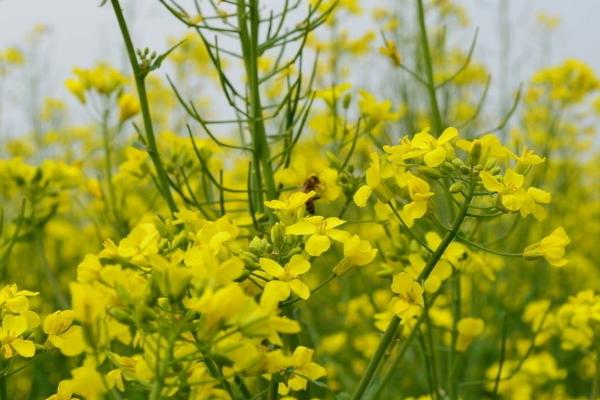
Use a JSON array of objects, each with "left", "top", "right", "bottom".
[{"left": 0, "top": 1, "right": 599, "bottom": 399}]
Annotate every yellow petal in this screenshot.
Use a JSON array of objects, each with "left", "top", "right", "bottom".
[
  {"left": 286, "top": 255, "right": 311, "bottom": 276},
  {"left": 528, "top": 187, "right": 551, "bottom": 203},
  {"left": 504, "top": 169, "right": 524, "bottom": 188},
  {"left": 11, "top": 338, "right": 35, "bottom": 358},
  {"left": 305, "top": 234, "right": 331, "bottom": 256},
  {"left": 263, "top": 281, "right": 291, "bottom": 305},
  {"left": 285, "top": 221, "right": 316, "bottom": 236},
  {"left": 423, "top": 147, "right": 447, "bottom": 167},
  {"left": 259, "top": 258, "right": 285, "bottom": 278},
  {"left": 289, "top": 279, "right": 310, "bottom": 300},
  {"left": 60, "top": 326, "right": 87, "bottom": 357},
  {"left": 479, "top": 171, "right": 504, "bottom": 193},
  {"left": 438, "top": 127, "right": 458, "bottom": 144},
  {"left": 353, "top": 185, "right": 372, "bottom": 207}
]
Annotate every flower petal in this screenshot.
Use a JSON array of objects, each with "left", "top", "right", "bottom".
[
  {"left": 289, "top": 279, "right": 310, "bottom": 300},
  {"left": 305, "top": 234, "right": 331, "bottom": 256},
  {"left": 259, "top": 258, "right": 285, "bottom": 278}
]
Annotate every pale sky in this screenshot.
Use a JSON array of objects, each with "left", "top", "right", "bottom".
[{"left": 0, "top": 0, "right": 599, "bottom": 134}]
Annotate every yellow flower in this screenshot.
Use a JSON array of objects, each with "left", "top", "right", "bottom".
[
  {"left": 314, "top": 82, "right": 352, "bottom": 106},
  {"left": 285, "top": 216, "right": 349, "bottom": 256},
  {"left": 333, "top": 235, "right": 377, "bottom": 276},
  {"left": 260, "top": 255, "right": 312, "bottom": 301},
  {"left": 62, "top": 358, "right": 107, "bottom": 400},
  {"left": 264, "top": 191, "right": 316, "bottom": 211},
  {"left": 400, "top": 173, "right": 434, "bottom": 227},
  {"left": 456, "top": 317, "right": 485, "bottom": 351},
  {"left": 65, "top": 78, "right": 87, "bottom": 104},
  {"left": 403, "top": 127, "right": 458, "bottom": 167},
  {"left": 0, "top": 284, "right": 39, "bottom": 314},
  {"left": 523, "top": 227, "right": 571, "bottom": 267},
  {"left": 1, "top": 47, "right": 25, "bottom": 65},
  {"left": 358, "top": 90, "right": 402, "bottom": 125},
  {"left": 456, "top": 134, "right": 515, "bottom": 164},
  {"left": 480, "top": 169, "right": 551, "bottom": 219},
  {"left": 70, "top": 283, "right": 108, "bottom": 325},
  {"left": 0, "top": 315, "right": 36, "bottom": 358},
  {"left": 353, "top": 152, "right": 392, "bottom": 207},
  {"left": 43, "top": 310, "right": 86, "bottom": 356},
  {"left": 118, "top": 93, "right": 140, "bottom": 122},
  {"left": 390, "top": 272, "right": 424, "bottom": 321},
  {"left": 279, "top": 346, "right": 327, "bottom": 393}
]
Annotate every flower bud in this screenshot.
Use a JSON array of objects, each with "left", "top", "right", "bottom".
[
  {"left": 249, "top": 236, "right": 269, "bottom": 254},
  {"left": 468, "top": 140, "right": 481, "bottom": 166},
  {"left": 449, "top": 182, "right": 463, "bottom": 193},
  {"left": 109, "top": 308, "right": 135, "bottom": 326},
  {"left": 342, "top": 93, "right": 352, "bottom": 109},
  {"left": 270, "top": 223, "right": 285, "bottom": 249},
  {"left": 484, "top": 158, "right": 497, "bottom": 170},
  {"left": 414, "top": 166, "right": 443, "bottom": 180},
  {"left": 373, "top": 182, "right": 393, "bottom": 203},
  {"left": 451, "top": 158, "right": 466, "bottom": 169}
]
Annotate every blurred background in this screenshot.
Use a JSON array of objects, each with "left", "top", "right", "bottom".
[{"left": 0, "top": 0, "right": 598, "bottom": 135}]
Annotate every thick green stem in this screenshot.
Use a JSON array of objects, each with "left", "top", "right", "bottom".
[
  {"left": 416, "top": 0, "right": 443, "bottom": 136},
  {"left": 109, "top": 0, "right": 178, "bottom": 214},
  {"left": 350, "top": 315, "right": 401, "bottom": 400},
  {"left": 237, "top": 0, "right": 277, "bottom": 209},
  {"left": 0, "top": 374, "right": 7, "bottom": 400},
  {"left": 351, "top": 186, "right": 473, "bottom": 400},
  {"left": 448, "top": 271, "right": 461, "bottom": 400}
]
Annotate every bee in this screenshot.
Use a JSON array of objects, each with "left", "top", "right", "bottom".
[{"left": 303, "top": 175, "right": 322, "bottom": 215}]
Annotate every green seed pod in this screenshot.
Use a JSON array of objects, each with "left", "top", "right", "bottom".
[{"left": 490, "top": 166, "right": 502, "bottom": 175}]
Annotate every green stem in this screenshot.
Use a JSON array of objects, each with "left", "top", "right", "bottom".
[
  {"left": 109, "top": 0, "right": 178, "bottom": 214},
  {"left": 0, "top": 374, "right": 6, "bottom": 400},
  {"left": 448, "top": 272, "right": 461, "bottom": 400},
  {"left": 268, "top": 374, "right": 280, "bottom": 400},
  {"left": 100, "top": 108, "right": 126, "bottom": 235},
  {"left": 350, "top": 315, "right": 401, "bottom": 400},
  {"left": 238, "top": 0, "right": 278, "bottom": 209},
  {"left": 592, "top": 348, "right": 600, "bottom": 400},
  {"left": 416, "top": 0, "right": 443, "bottom": 135},
  {"left": 423, "top": 297, "right": 440, "bottom": 399},
  {"left": 351, "top": 185, "right": 473, "bottom": 400}
]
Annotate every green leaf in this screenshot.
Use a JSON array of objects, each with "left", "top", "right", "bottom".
[{"left": 149, "top": 39, "right": 187, "bottom": 73}]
